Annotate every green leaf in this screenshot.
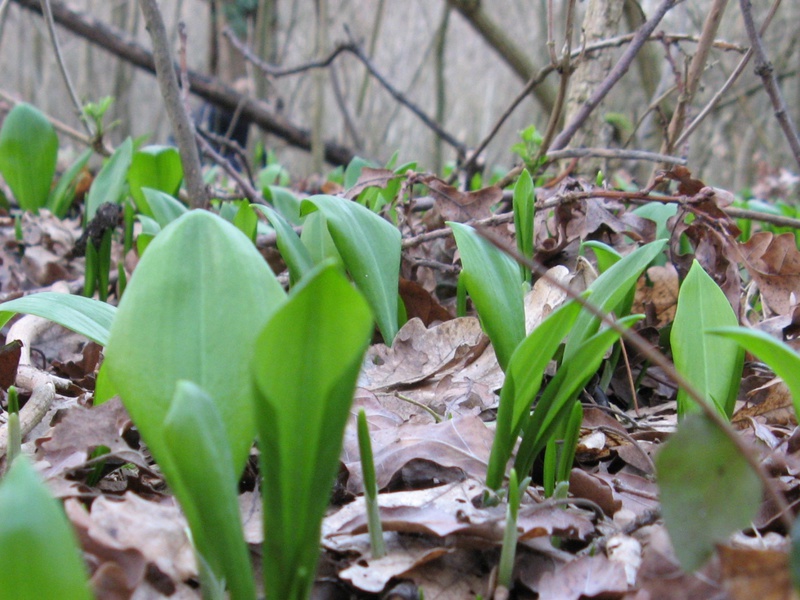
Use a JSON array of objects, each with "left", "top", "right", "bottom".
[
  {"left": 301, "top": 195, "right": 401, "bottom": 343},
  {"left": 264, "top": 186, "right": 302, "bottom": 225},
  {"left": 486, "top": 299, "right": 583, "bottom": 490},
  {"left": 47, "top": 148, "right": 93, "bottom": 218},
  {"left": 581, "top": 241, "right": 621, "bottom": 273},
  {"left": 656, "top": 413, "right": 761, "bottom": 572},
  {"left": 164, "top": 381, "right": 255, "bottom": 600},
  {"left": 142, "top": 188, "right": 188, "bottom": 227},
  {"left": 128, "top": 145, "right": 183, "bottom": 217},
  {"left": 252, "top": 264, "right": 372, "bottom": 600},
  {"left": 102, "top": 210, "right": 286, "bottom": 476},
  {"left": 672, "top": 261, "right": 743, "bottom": 417},
  {"left": 85, "top": 137, "right": 134, "bottom": 222},
  {"left": 233, "top": 201, "right": 258, "bottom": 242},
  {"left": 515, "top": 315, "right": 641, "bottom": 479},
  {"left": 513, "top": 168, "right": 535, "bottom": 282},
  {"left": 343, "top": 156, "right": 376, "bottom": 189},
  {"left": 449, "top": 221, "right": 525, "bottom": 371},
  {"left": 710, "top": 327, "right": 800, "bottom": 418},
  {"left": 0, "top": 292, "right": 115, "bottom": 346},
  {"left": 255, "top": 205, "right": 314, "bottom": 285},
  {"left": 0, "top": 457, "right": 91, "bottom": 599},
  {"left": 0, "top": 103, "right": 58, "bottom": 212},
  {"left": 564, "top": 240, "right": 665, "bottom": 362}
]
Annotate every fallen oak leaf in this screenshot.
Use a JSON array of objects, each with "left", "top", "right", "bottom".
[{"left": 738, "top": 231, "right": 800, "bottom": 316}]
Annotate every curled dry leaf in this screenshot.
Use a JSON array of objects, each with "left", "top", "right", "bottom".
[
  {"left": 344, "top": 167, "right": 402, "bottom": 200},
  {"left": 738, "top": 231, "right": 800, "bottom": 316},
  {"left": 633, "top": 263, "right": 679, "bottom": 328},
  {"left": 423, "top": 175, "right": 503, "bottom": 223},
  {"left": 343, "top": 414, "right": 494, "bottom": 494},
  {"left": 36, "top": 397, "right": 148, "bottom": 480},
  {"left": 66, "top": 493, "right": 196, "bottom": 600},
  {"left": 534, "top": 554, "right": 629, "bottom": 600}
]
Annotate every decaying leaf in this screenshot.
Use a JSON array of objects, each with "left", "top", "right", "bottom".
[
  {"left": 423, "top": 175, "right": 503, "bottom": 223},
  {"left": 739, "top": 232, "right": 800, "bottom": 316}
]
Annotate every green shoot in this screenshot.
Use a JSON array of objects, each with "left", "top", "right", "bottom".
[{"left": 357, "top": 409, "right": 386, "bottom": 558}]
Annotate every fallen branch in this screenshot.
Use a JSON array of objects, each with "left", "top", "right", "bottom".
[{"left": 11, "top": 0, "right": 355, "bottom": 166}]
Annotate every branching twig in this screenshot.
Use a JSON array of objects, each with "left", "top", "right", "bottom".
[
  {"left": 196, "top": 133, "right": 264, "bottom": 205},
  {"left": 225, "top": 29, "right": 468, "bottom": 157},
  {"left": 738, "top": 0, "right": 800, "bottom": 170},
  {"left": 137, "top": 0, "right": 208, "bottom": 209},
  {"left": 550, "top": 0, "right": 678, "bottom": 152}
]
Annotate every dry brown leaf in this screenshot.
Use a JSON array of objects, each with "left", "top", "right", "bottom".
[
  {"left": 535, "top": 554, "right": 629, "bottom": 600},
  {"left": 344, "top": 167, "right": 403, "bottom": 200},
  {"left": 36, "top": 397, "right": 148, "bottom": 479},
  {"left": 359, "top": 317, "right": 488, "bottom": 391},
  {"left": 399, "top": 278, "right": 453, "bottom": 326},
  {"left": 739, "top": 232, "right": 800, "bottom": 316},
  {"left": 66, "top": 493, "right": 196, "bottom": 599},
  {"left": 343, "top": 414, "right": 494, "bottom": 494},
  {"left": 718, "top": 545, "right": 798, "bottom": 600},
  {"left": 424, "top": 176, "right": 502, "bottom": 223},
  {"left": 633, "top": 264, "right": 679, "bottom": 327},
  {"left": 569, "top": 469, "right": 658, "bottom": 518},
  {"left": 733, "top": 379, "right": 797, "bottom": 429}
]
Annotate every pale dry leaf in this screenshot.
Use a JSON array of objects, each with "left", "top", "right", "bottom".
[
  {"left": 535, "top": 554, "right": 629, "bottom": 600},
  {"left": 739, "top": 232, "right": 800, "bottom": 316},
  {"left": 343, "top": 414, "right": 494, "bottom": 494}
]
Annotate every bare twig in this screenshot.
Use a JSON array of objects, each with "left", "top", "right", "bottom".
[
  {"left": 226, "top": 29, "right": 468, "bottom": 157},
  {"left": 13, "top": 0, "right": 355, "bottom": 166},
  {"left": 737, "top": 0, "right": 800, "bottom": 170},
  {"left": 137, "top": 0, "right": 208, "bottom": 209},
  {"left": 196, "top": 133, "right": 263, "bottom": 205},
  {"left": 550, "top": 0, "right": 678, "bottom": 152},
  {"left": 547, "top": 148, "right": 686, "bottom": 165},
  {"left": 39, "top": 0, "right": 92, "bottom": 135},
  {"left": 662, "top": 0, "right": 730, "bottom": 157}
]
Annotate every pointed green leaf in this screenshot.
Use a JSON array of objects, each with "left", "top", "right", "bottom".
[
  {"left": 486, "top": 299, "right": 583, "bottom": 490},
  {"left": 564, "top": 240, "right": 665, "bottom": 362},
  {"left": 513, "top": 168, "right": 534, "bottom": 282},
  {"left": 710, "top": 327, "right": 800, "bottom": 418},
  {"left": 449, "top": 221, "right": 525, "bottom": 371},
  {"left": 142, "top": 188, "right": 187, "bottom": 227},
  {"left": 656, "top": 413, "right": 761, "bottom": 572},
  {"left": 301, "top": 195, "right": 401, "bottom": 343},
  {"left": 47, "top": 148, "right": 93, "bottom": 218},
  {"left": 255, "top": 205, "right": 314, "bottom": 285},
  {"left": 252, "top": 265, "right": 372, "bottom": 600},
  {"left": 0, "top": 457, "right": 91, "bottom": 599},
  {"left": 103, "top": 210, "right": 286, "bottom": 475},
  {"left": 672, "top": 261, "right": 743, "bottom": 417},
  {"left": 128, "top": 145, "right": 183, "bottom": 217},
  {"left": 85, "top": 137, "right": 133, "bottom": 222},
  {"left": 0, "top": 103, "right": 58, "bottom": 212},
  {"left": 0, "top": 292, "right": 115, "bottom": 346},
  {"left": 164, "top": 381, "right": 255, "bottom": 600},
  {"left": 515, "top": 314, "right": 641, "bottom": 478}
]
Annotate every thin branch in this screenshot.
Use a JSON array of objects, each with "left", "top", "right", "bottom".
[
  {"left": 196, "top": 133, "right": 264, "bottom": 205},
  {"left": 550, "top": 0, "right": 678, "bottom": 152},
  {"left": 225, "top": 29, "right": 468, "bottom": 157},
  {"left": 137, "top": 0, "right": 208, "bottom": 209},
  {"left": 737, "top": 0, "right": 800, "bottom": 169},
  {"left": 547, "top": 147, "right": 686, "bottom": 165},
  {"left": 12, "top": 0, "right": 355, "bottom": 166},
  {"left": 662, "top": 0, "right": 730, "bottom": 157},
  {"left": 39, "top": 0, "right": 92, "bottom": 136}
]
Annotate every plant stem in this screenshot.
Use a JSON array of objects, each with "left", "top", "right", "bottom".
[{"left": 357, "top": 409, "right": 386, "bottom": 558}]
